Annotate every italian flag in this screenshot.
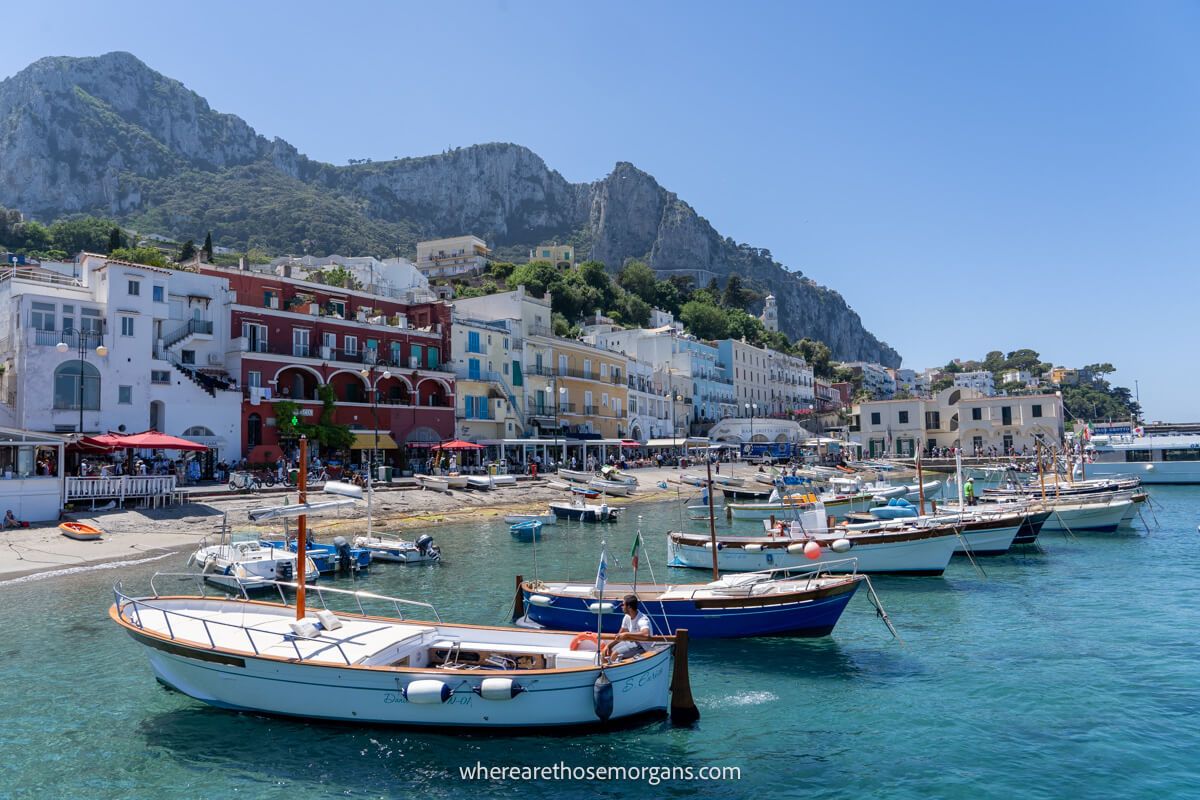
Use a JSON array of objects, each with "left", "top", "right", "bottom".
[{"left": 630, "top": 531, "right": 642, "bottom": 571}]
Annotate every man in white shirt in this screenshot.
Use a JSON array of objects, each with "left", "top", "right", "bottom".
[{"left": 602, "top": 595, "right": 653, "bottom": 661}]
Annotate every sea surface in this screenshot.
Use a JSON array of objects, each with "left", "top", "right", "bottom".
[{"left": 2, "top": 484, "right": 1198, "bottom": 800}]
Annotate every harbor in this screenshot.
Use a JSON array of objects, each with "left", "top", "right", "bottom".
[{"left": 1, "top": 473, "right": 1197, "bottom": 796}]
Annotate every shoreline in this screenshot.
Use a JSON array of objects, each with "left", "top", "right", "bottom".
[{"left": 0, "top": 467, "right": 703, "bottom": 582}]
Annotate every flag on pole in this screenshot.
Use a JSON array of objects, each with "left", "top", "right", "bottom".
[
  {"left": 630, "top": 531, "right": 642, "bottom": 571},
  {"left": 594, "top": 548, "right": 608, "bottom": 595}
]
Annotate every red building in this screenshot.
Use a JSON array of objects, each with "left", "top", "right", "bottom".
[{"left": 199, "top": 264, "right": 455, "bottom": 465}]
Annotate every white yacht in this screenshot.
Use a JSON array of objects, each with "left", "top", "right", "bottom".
[{"left": 1084, "top": 434, "right": 1200, "bottom": 484}]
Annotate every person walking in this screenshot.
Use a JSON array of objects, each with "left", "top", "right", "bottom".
[{"left": 964, "top": 477, "right": 976, "bottom": 506}]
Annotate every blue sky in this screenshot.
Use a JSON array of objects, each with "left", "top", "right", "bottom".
[{"left": 3, "top": 1, "right": 1197, "bottom": 420}]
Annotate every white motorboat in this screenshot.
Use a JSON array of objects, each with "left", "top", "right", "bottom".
[
  {"left": 598, "top": 466, "right": 638, "bottom": 486},
  {"left": 1084, "top": 433, "right": 1200, "bottom": 484},
  {"left": 503, "top": 513, "right": 557, "bottom": 526},
  {"left": 1038, "top": 497, "right": 1133, "bottom": 533},
  {"left": 589, "top": 478, "right": 634, "bottom": 497},
  {"left": 111, "top": 578, "right": 697, "bottom": 729},
  {"left": 679, "top": 474, "right": 708, "bottom": 487},
  {"left": 669, "top": 501, "right": 958, "bottom": 575},
  {"left": 549, "top": 500, "right": 622, "bottom": 523},
  {"left": 188, "top": 531, "right": 317, "bottom": 591},
  {"left": 353, "top": 533, "right": 442, "bottom": 564},
  {"left": 557, "top": 469, "right": 594, "bottom": 484},
  {"left": 416, "top": 475, "right": 450, "bottom": 492}
]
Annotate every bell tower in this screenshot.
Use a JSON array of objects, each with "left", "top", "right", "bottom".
[{"left": 761, "top": 294, "right": 778, "bottom": 332}]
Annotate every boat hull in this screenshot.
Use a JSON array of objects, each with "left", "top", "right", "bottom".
[
  {"left": 1082, "top": 461, "right": 1200, "bottom": 485},
  {"left": 520, "top": 581, "right": 860, "bottom": 638},
  {"left": 549, "top": 502, "right": 619, "bottom": 523},
  {"left": 667, "top": 531, "right": 957, "bottom": 575},
  {"left": 1040, "top": 501, "right": 1132, "bottom": 533},
  {"left": 119, "top": 624, "right": 671, "bottom": 730}
]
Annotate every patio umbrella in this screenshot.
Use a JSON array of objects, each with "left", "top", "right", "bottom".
[
  {"left": 430, "top": 439, "right": 484, "bottom": 451},
  {"left": 67, "top": 433, "right": 125, "bottom": 452},
  {"left": 114, "top": 430, "right": 208, "bottom": 451}
]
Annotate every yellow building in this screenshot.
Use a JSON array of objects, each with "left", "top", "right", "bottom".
[
  {"left": 526, "top": 335, "right": 629, "bottom": 440},
  {"left": 528, "top": 244, "right": 575, "bottom": 266}
]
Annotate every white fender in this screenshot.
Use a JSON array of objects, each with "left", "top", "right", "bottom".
[
  {"left": 528, "top": 594, "right": 554, "bottom": 606},
  {"left": 587, "top": 601, "right": 617, "bottom": 613},
  {"left": 478, "top": 677, "right": 523, "bottom": 701},
  {"left": 744, "top": 543, "right": 764, "bottom": 552},
  {"left": 405, "top": 679, "right": 452, "bottom": 704},
  {"left": 830, "top": 538, "right": 853, "bottom": 553},
  {"left": 786, "top": 543, "right": 806, "bottom": 554}
]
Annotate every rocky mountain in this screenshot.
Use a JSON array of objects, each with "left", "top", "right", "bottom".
[{"left": 0, "top": 52, "right": 900, "bottom": 365}]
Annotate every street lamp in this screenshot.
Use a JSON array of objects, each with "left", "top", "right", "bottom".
[
  {"left": 546, "top": 380, "right": 566, "bottom": 468},
  {"left": 57, "top": 332, "right": 108, "bottom": 434},
  {"left": 359, "top": 359, "right": 392, "bottom": 537},
  {"left": 744, "top": 402, "right": 758, "bottom": 451}
]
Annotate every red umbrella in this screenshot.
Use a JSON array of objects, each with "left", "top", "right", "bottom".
[
  {"left": 68, "top": 433, "right": 126, "bottom": 452},
  {"left": 431, "top": 439, "right": 484, "bottom": 451},
  {"left": 112, "top": 430, "right": 208, "bottom": 451},
  {"left": 620, "top": 439, "right": 641, "bottom": 448}
]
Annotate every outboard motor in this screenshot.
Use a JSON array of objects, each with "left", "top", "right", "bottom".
[
  {"left": 333, "top": 535, "right": 354, "bottom": 573},
  {"left": 415, "top": 534, "right": 441, "bottom": 561}
]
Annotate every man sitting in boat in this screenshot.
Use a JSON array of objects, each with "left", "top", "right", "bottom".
[{"left": 602, "top": 595, "right": 653, "bottom": 662}]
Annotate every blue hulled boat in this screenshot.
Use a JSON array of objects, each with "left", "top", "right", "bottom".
[
  {"left": 260, "top": 536, "right": 372, "bottom": 574},
  {"left": 510, "top": 520, "right": 544, "bottom": 541},
  {"left": 514, "top": 567, "right": 863, "bottom": 639}
]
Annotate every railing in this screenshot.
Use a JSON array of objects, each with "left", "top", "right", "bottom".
[
  {"left": 67, "top": 475, "right": 178, "bottom": 501},
  {"left": 162, "top": 317, "right": 213, "bottom": 349},
  {"left": 34, "top": 329, "right": 106, "bottom": 348},
  {"left": 0, "top": 266, "right": 84, "bottom": 288}
]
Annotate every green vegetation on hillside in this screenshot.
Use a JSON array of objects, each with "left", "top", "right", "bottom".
[{"left": 0, "top": 206, "right": 131, "bottom": 261}]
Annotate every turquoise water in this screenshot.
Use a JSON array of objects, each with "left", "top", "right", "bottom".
[{"left": 2, "top": 487, "right": 1198, "bottom": 800}]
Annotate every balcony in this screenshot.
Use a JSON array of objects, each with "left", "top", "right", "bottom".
[{"left": 34, "top": 329, "right": 106, "bottom": 349}]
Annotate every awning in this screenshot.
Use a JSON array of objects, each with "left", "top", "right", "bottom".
[
  {"left": 350, "top": 432, "right": 398, "bottom": 450},
  {"left": 117, "top": 431, "right": 209, "bottom": 451},
  {"left": 432, "top": 439, "right": 484, "bottom": 451}
]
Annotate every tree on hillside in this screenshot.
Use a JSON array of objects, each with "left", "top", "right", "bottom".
[
  {"left": 722, "top": 274, "right": 753, "bottom": 309},
  {"left": 620, "top": 294, "right": 652, "bottom": 327},
  {"left": 1004, "top": 349, "right": 1043, "bottom": 372},
  {"left": 202, "top": 231, "right": 214, "bottom": 261},
  {"left": 109, "top": 247, "right": 168, "bottom": 268},
  {"left": 983, "top": 350, "right": 1006, "bottom": 373},
  {"left": 179, "top": 239, "right": 197, "bottom": 261},
  {"left": 725, "top": 308, "right": 765, "bottom": 344},
  {"left": 680, "top": 300, "right": 729, "bottom": 340},
  {"left": 108, "top": 227, "right": 125, "bottom": 253},
  {"left": 796, "top": 338, "right": 833, "bottom": 378},
  {"left": 47, "top": 217, "right": 118, "bottom": 255},
  {"left": 618, "top": 260, "right": 657, "bottom": 305},
  {"left": 506, "top": 260, "right": 561, "bottom": 297}
]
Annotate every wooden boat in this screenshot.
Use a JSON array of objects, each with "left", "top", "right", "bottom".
[
  {"left": 557, "top": 469, "right": 594, "bottom": 484},
  {"left": 719, "top": 485, "right": 775, "bottom": 501},
  {"left": 710, "top": 475, "right": 745, "bottom": 488},
  {"left": 503, "top": 513, "right": 557, "bottom": 526},
  {"left": 679, "top": 474, "right": 708, "bottom": 487},
  {"left": 354, "top": 533, "right": 441, "bottom": 563},
  {"left": 728, "top": 490, "right": 878, "bottom": 521},
  {"left": 549, "top": 500, "right": 621, "bottom": 523},
  {"left": 509, "top": 520, "right": 544, "bottom": 541},
  {"left": 839, "top": 510, "right": 1026, "bottom": 556},
  {"left": 589, "top": 478, "right": 634, "bottom": 497},
  {"left": 416, "top": 474, "right": 450, "bottom": 492},
  {"left": 687, "top": 504, "right": 725, "bottom": 520},
  {"left": 110, "top": 579, "right": 697, "bottom": 729},
  {"left": 444, "top": 473, "right": 469, "bottom": 489},
  {"left": 570, "top": 486, "right": 601, "bottom": 499},
  {"left": 59, "top": 521, "right": 103, "bottom": 541},
  {"left": 516, "top": 567, "right": 864, "bottom": 639}
]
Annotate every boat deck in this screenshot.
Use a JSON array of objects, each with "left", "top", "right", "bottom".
[{"left": 121, "top": 599, "right": 603, "bottom": 670}]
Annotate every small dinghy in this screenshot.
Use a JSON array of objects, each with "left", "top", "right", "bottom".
[
  {"left": 465, "top": 476, "right": 493, "bottom": 490},
  {"left": 510, "top": 520, "right": 544, "bottom": 541},
  {"left": 444, "top": 473, "right": 469, "bottom": 489},
  {"left": 549, "top": 500, "right": 621, "bottom": 523},
  {"left": 504, "top": 513, "right": 557, "bottom": 525},
  {"left": 589, "top": 477, "right": 634, "bottom": 496},
  {"left": 416, "top": 475, "right": 450, "bottom": 492},
  {"left": 60, "top": 522, "right": 103, "bottom": 541}
]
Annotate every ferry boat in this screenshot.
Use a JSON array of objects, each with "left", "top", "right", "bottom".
[{"left": 1084, "top": 434, "right": 1200, "bottom": 484}]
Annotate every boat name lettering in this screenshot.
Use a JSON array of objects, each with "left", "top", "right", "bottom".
[
  {"left": 383, "top": 692, "right": 407, "bottom": 704},
  {"left": 623, "top": 665, "right": 664, "bottom": 692}
]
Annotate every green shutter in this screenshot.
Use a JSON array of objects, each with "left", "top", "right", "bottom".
[{"left": 512, "top": 360, "right": 523, "bottom": 386}]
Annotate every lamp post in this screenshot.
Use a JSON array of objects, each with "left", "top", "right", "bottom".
[
  {"left": 56, "top": 332, "right": 108, "bottom": 434},
  {"left": 360, "top": 359, "right": 391, "bottom": 537},
  {"left": 744, "top": 401, "right": 758, "bottom": 454},
  {"left": 547, "top": 378, "right": 566, "bottom": 469}
]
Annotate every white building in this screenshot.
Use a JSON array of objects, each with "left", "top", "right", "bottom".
[
  {"left": 892, "top": 368, "right": 930, "bottom": 397},
  {"left": 766, "top": 350, "right": 814, "bottom": 415},
  {"left": 416, "top": 236, "right": 490, "bottom": 278},
  {"left": 954, "top": 370, "right": 996, "bottom": 397},
  {"left": 760, "top": 294, "right": 778, "bottom": 332},
  {"left": 449, "top": 313, "right": 524, "bottom": 441},
  {"left": 849, "top": 387, "right": 1064, "bottom": 457},
  {"left": 841, "top": 361, "right": 896, "bottom": 400},
  {"left": 624, "top": 356, "right": 673, "bottom": 442},
  {"left": 268, "top": 254, "right": 430, "bottom": 301},
  {"left": 0, "top": 254, "right": 243, "bottom": 461}
]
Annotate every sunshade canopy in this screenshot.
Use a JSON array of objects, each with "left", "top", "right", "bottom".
[{"left": 431, "top": 439, "right": 484, "bottom": 451}]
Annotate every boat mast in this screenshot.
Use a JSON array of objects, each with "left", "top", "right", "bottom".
[
  {"left": 296, "top": 435, "right": 308, "bottom": 620},
  {"left": 1037, "top": 438, "right": 1046, "bottom": 500},
  {"left": 916, "top": 448, "right": 926, "bottom": 516},
  {"left": 705, "top": 452, "right": 718, "bottom": 580}
]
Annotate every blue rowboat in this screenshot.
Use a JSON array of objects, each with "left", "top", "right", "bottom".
[
  {"left": 510, "top": 520, "right": 544, "bottom": 541},
  {"left": 514, "top": 567, "right": 863, "bottom": 639}
]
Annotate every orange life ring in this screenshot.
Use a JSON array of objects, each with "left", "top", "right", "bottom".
[{"left": 570, "top": 631, "right": 599, "bottom": 651}]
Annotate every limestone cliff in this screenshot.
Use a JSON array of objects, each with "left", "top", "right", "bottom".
[{"left": 0, "top": 52, "right": 899, "bottom": 365}]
